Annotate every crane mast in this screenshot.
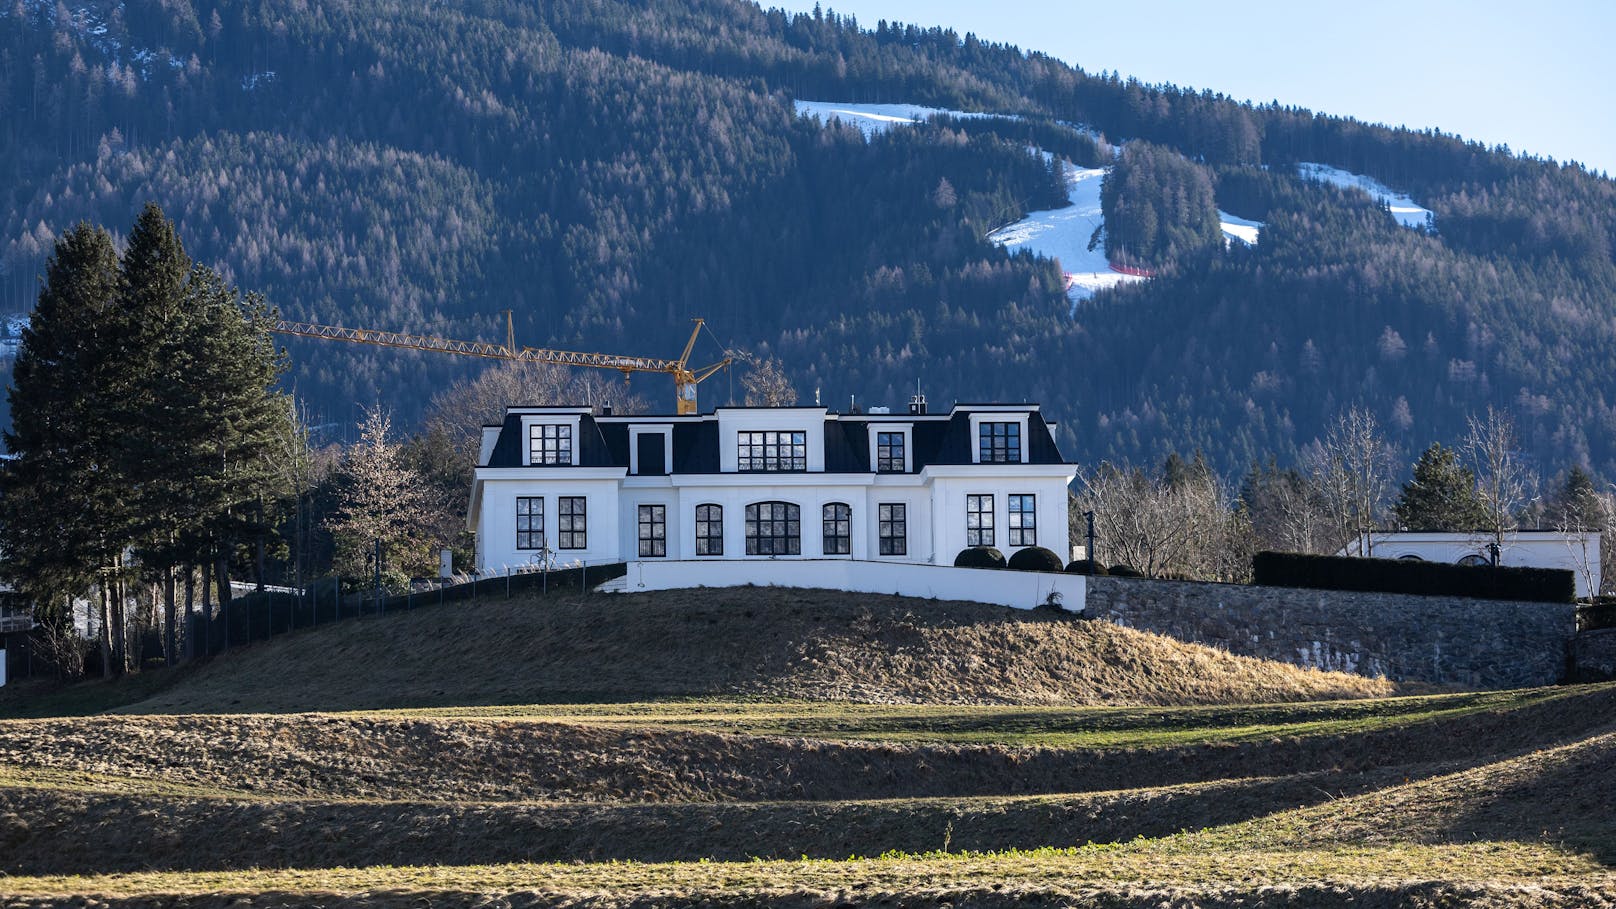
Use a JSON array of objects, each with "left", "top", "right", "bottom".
[{"left": 270, "top": 315, "right": 730, "bottom": 415}]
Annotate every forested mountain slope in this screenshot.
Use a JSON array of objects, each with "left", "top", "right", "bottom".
[{"left": 3, "top": 0, "right": 1613, "bottom": 476}]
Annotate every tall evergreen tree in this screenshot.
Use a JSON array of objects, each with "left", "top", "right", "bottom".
[
  {"left": 0, "top": 225, "right": 121, "bottom": 642},
  {"left": 1393, "top": 442, "right": 1488, "bottom": 532},
  {"left": 2, "top": 207, "right": 294, "bottom": 670}
]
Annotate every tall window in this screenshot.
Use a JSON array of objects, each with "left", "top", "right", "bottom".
[
  {"left": 978, "top": 422, "right": 1021, "bottom": 463},
  {"left": 876, "top": 432, "right": 905, "bottom": 472},
  {"left": 966, "top": 494, "right": 994, "bottom": 547},
  {"left": 878, "top": 503, "right": 907, "bottom": 556},
  {"left": 695, "top": 504, "right": 724, "bottom": 556},
  {"left": 530, "top": 424, "right": 573, "bottom": 465},
  {"left": 745, "top": 502, "right": 801, "bottom": 555},
  {"left": 738, "top": 431, "right": 807, "bottom": 471},
  {"left": 557, "top": 496, "right": 587, "bottom": 549},
  {"left": 516, "top": 496, "right": 544, "bottom": 550},
  {"left": 637, "top": 504, "right": 666, "bottom": 557},
  {"left": 1008, "top": 494, "right": 1037, "bottom": 547},
  {"left": 822, "top": 502, "right": 851, "bottom": 555}
]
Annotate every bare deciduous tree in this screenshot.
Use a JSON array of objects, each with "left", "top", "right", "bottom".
[
  {"left": 1305, "top": 405, "right": 1395, "bottom": 556},
  {"left": 327, "top": 407, "right": 435, "bottom": 589},
  {"left": 736, "top": 352, "right": 797, "bottom": 406},
  {"left": 1075, "top": 459, "right": 1243, "bottom": 580},
  {"left": 1465, "top": 406, "right": 1535, "bottom": 555}
]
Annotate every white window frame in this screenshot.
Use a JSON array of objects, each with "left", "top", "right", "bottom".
[
  {"left": 1008, "top": 494, "right": 1037, "bottom": 547},
  {"left": 967, "top": 412, "right": 1030, "bottom": 465},
  {"left": 520, "top": 414, "right": 584, "bottom": 466},
  {"left": 966, "top": 494, "right": 994, "bottom": 547},
  {"left": 868, "top": 423, "right": 913, "bottom": 473},
  {"left": 628, "top": 424, "right": 674, "bottom": 476}
]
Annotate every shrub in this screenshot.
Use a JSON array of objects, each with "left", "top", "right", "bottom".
[
  {"left": 1064, "top": 559, "right": 1109, "bottom": 575},
  {"left": 953, "top": 546, "right": 1006, "bottom": 569},
  {"left": 1251, "top": 551, "right": 1575, "bottom": 604},
  {"left": 1007, "top": 546, "right": 1065, "bottom": 573},
  {"left": 1576, "top": 599, "right": 1616, "bottom": 632},
  {"left": 1108, "top": 564, "right": 1145, "bottom": 578}
]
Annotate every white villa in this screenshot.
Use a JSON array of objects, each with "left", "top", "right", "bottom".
[{"left": 468, "top": 398, "right": 1077, "bottom": 573}]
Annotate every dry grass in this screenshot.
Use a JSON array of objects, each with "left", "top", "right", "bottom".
[
  {"left": 0, "top": 843, "right": 1612, "bottom": 907},
  {"left": 2, "top": 686, "right": 1609, "bottom": 806},
  {"left": 1223, "top": 722, "right": 1616, "bottom": 860},
  {"left": 1, "top": 588, "right": 1608, "bottom": 905},
  {"left": 102, "top": 587, "right": 1390, "bottom": 716}
]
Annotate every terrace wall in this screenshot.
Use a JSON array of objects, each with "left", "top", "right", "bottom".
[{"left": 1085, "top": 576, "right": 1575, "bottom": 689}]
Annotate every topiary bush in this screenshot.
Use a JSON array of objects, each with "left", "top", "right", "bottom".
[
  {"left": 1007, "top": 546, "right": 1064, "bottom": 573},
  {"left": 953, "top": 546, "right": 1006, "bottom": 569},
  {"left": 1108, "top": 564, "right": 1145, "bottom": 578},
  {"left": 1064, "top": 559, "right": 1109, "bottom": 575}
]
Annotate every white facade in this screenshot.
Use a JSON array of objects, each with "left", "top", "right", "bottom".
[
  {"left": 1343, "top": 531, "right": 1603, "bottom": 598},
  {"left": 620, "top": 559, "right": 1086, "bottom": 612},
  {"left": 469, "top": 402, "right": 1077, "bottom": 573}
]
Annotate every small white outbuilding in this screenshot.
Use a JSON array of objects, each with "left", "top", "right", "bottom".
[{"left": 1342, "top": 531, "right": 1602, "bottom": 598}]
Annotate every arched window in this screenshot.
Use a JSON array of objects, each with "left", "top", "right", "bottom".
[
  {"left": 823, "top": 503, "right": 851, "bottom": 555},
  {"left": 1457, "top": 554, "right": 1490, "bottom": 567},
  {"left": 746, "top": 502, "right": 800, "bottom": 555},
  {"left": 695, "top": 504, "right": 723, "bottom": 556}
]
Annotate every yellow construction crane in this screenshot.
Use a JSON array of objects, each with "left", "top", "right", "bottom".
[{"left": 271, "top": 313, "right": 732, "bottom": 415}]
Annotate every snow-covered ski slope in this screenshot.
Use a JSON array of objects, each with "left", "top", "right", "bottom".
[
  {"left": 1298, "top": 163, "right": 1432, "bottom": 229},
  {"left": 793, "top": 100, "right": 1264, "bottom": 306},
  {"left": 987, "top": 165, "right": 1145, "bottom": 303},
  {"left": 793, "top": 101, "right": 1004, "bottom": 138}
]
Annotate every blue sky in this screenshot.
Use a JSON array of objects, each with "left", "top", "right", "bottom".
[{"left": 784, "top": 0, "right": 1616, "bottom": 176}]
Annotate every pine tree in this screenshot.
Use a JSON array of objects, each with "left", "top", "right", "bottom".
[
  {"left": 0, "top": 223, "right": 122, "bottom": 672},
  {"left": 1394, "top": 442, "right": 1488, "bottom": 532},
  {"left": 1550, "top": 465, "right": 1607, "bottom": 530}
]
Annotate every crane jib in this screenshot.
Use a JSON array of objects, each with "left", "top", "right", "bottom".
[{"left": 269, "top": 319, "right": 731, "bottom": 415}]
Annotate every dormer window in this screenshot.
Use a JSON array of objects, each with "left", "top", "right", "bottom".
[
  {"left": 978, "top": 422, "right": 1021, "bottom": 463},
  {"left": 876, "top": 431, "right": 906, "bottom": 472},
  {"left": 738, "top": 431, "right": 806, "bottom": 472},
  {"left": 530, "top": 424, "right": 573, "bottom": 465}
]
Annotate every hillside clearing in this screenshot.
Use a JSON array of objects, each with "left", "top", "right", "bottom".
[{"left": 98, "top": 587, "right": 1390, "bottom": 715}]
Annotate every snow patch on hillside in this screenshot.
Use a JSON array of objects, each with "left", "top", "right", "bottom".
[
  {"left": 1298, "top": 163, "right": 1432, "bottom": 229},
  {"left": 1218, "top": 211, "right": 1263, "bottom": 246},
  {"left": 988, "top": 165, "right": 1144, "bottom": 307},
  {"left": 792, "top": 100, "right": 1010, "bottom": 138}
]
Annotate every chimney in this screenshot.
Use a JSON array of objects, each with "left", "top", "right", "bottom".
[
  {"left": 601, "top": 403, "right": 613, "bottom": 417},
  {"left": 908, "top": 393, "right": 927, "bottom": 415}
]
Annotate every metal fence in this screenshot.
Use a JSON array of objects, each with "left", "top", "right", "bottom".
[{"left": 3, "top": 561, "right": 629, "bottom": 681}]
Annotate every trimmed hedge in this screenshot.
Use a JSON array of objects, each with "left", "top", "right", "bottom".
[
  {"left": 1108, "top": 564, "right": 1144, "bottom": 578},
  {"left": 1064, "top": 559, "right": 1109, "bottom": 576},
  {"left": 1252, "top": 551, "right": 1575, "bottom": 604},
  {"left": 1007, "top": 546, "right": 1064, "bottom": 573},
  {"left": 1579, "top": 599, "right": 1616, "bottom": 632},
  {"left": 953, "top": 546, "right": 1006, "bottom": 569}
]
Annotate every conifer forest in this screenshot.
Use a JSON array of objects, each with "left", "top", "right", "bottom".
[{"left": 3, "top": 0, "right": 1614, "bottom": 483}]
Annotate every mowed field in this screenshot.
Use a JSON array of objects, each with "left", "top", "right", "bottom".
[{"left": 1, "top": 585, "right": 1614, "bottom": 907}]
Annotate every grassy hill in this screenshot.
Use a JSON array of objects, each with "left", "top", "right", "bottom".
[
  {"left": 1, "top": 586, "right": 1614, "bottom": 906},
  {"left": 98, "top": 586, "right": 1390, "bottom": 714}
]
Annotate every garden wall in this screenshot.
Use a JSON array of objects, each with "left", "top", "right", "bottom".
[{"left": 1085, "top": 576, "right": 1575, "bottom": 689}]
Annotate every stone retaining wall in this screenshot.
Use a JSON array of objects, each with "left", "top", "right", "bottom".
[
  {"left": 1571, "top": 628, "right": 1616, "bottom": 682},
  {"left": 1084, "top": 576, "right": 1575, "bottom": 689}
]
